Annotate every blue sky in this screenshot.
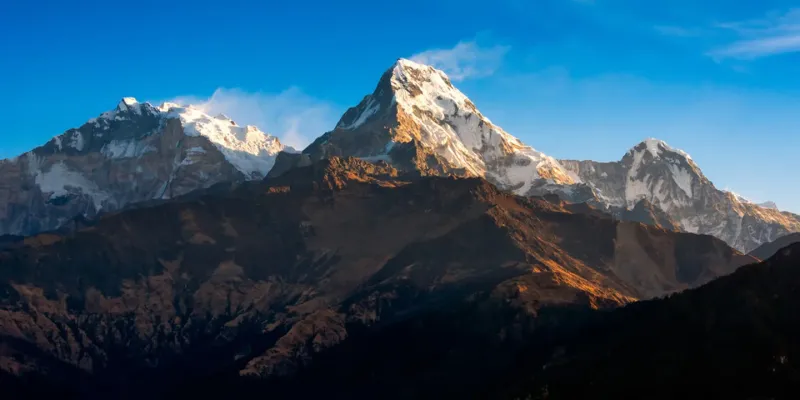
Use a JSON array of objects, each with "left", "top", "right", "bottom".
[{"left": 1, "top": 0, "right": 799, "bottom": 211}]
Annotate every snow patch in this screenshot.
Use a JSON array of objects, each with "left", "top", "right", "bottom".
[
  {"left": 666, "top": 164, "right": 693, "bottom": 198},
  {"left": 118, "top": 97, "right": 142, "bottom": 115},
  {"left": 643, "top": 138, "right": 663, "bottom": 158},
  {"left": 35, "top": 162, "right": 108, "bottom": 211},
  {"left": 186, "top": 146, "right": 207, "bottom": 154},
  {"left": 160, "top": 104, "right": 284, "bottom": 178},
  {"left": 384, "top": 58, "right": 578, "bottom": 191},
  {"left": 68, "top": 131, "right": 85, "bottom": 151},
  {"left": 101, "top": 140, "right": 157, "bottom": 159},
  {"left": 340, "top": 97, "right": 381, "bottom": 129},
  {"left": 639, "top": 137, "right": 693, "bottom": 161}
]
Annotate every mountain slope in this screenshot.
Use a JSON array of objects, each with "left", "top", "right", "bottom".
[
  {"left": 284, "top": 59, "right": 797, "bottom": 253},
  {"left": 749, "top": 233, "right": 800, "bottom": 260},
  {"left": 511, "top": 242, "right": 800, "bottom": 399},
  {"left": 0, "top": 157, "right": 754, "bottom": 397},
  {"left": 300, "top": 58, "right": 576, "bottom": 194},
  {"left": 560, "top": 138, "right": 800, "bottom": 252},
  {"left": 0, "top": 98, "right": 291, "bottom": 236},
  {"left": 269, "top": 244, "right": 800, "bottom": 400}
]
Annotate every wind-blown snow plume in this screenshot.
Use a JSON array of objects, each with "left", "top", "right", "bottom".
[{"left": 167, "top": 87, "right": 338, "bottom": 149}]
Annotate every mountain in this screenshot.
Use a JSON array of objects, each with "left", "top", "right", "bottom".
[
  {"left": 278, "top": 59, "right": 798, "bottom": 253},
  {"left": 269, "top": 243, "right": 800, "bottom": 400},
  {"left": 749, "top": 232, "right": 800, "bottom": 260},
  {"left": 619, "top": 198, "right": 679, "bottom": 231},
  {"left": 0, "top": 157, "right": 755, "bottom": 398},
  {"left": 560, "top": 139, "right": 800, "bottom": 252},
  {"left": 5, "top": 59, "right": 793, "bottom": 253},
  {"left": 0, "top": 98, "right": 291, "bottom": 236},
  {"left": 509, "top": 242, "right": 800, "bottom": 399},
  {"left": 299, "top": 58, "right": 577, "bottom": 194}
]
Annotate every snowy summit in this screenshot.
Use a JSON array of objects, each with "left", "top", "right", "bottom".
[{"left": 318, "top": 58, "right": 577, "bottom": 196}]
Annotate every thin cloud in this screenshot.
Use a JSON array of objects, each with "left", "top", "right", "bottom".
[
  {"left": 410, "top": 39, "right": 510, "bottom": 81},
  {"left": 164, "top": 88, "right": 338, "bottom": 150},
  {"left": 709, "top": 8, "right": 800, "bottom": 60}
]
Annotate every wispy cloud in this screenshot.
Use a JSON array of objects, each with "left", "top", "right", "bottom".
[
  {"left": 410, "top": 38, "right": 510, "bottom": 81},
  {"left": 164, "top": 88, "right": 338, "bottom": 149},
  {"left": 709, "top": 9, "right": 800, "bottom": 60}
]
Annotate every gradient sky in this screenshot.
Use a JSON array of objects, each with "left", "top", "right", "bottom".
[{"left": 1, "top": 0, "right": 799, "bottom": 212}]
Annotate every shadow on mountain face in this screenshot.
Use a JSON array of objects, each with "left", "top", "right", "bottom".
[{"left": 0, "top": 157, "right": 769, "bottom": 399}]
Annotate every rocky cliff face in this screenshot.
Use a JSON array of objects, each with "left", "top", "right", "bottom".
[
  {"left": 0, "top": 157, "right": 754, "bottom": 397},
  {"left": 0, "top": 98, "right": 290, "bottom": 236},
  {"left": 560, "top": 139, "right": 800, "bottom": 252}
]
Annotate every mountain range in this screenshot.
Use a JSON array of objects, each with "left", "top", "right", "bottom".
[
  {"left": 1, "top": 58, "right": 799, "bottom": 398},
  {"left": 0, "top": 98, "right": 290, "bottom": 236},
  {"left": 0, "top": 156, "right": 760, "bottom": 398},
  {"left": 1, "top": 58, "right": 796, "bottom": 253}
]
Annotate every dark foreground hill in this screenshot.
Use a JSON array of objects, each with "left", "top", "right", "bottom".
[
  {"left": 511, "top": 242, "right": 800, "bottom": 399},
  {"left": 0, "top": 157, "right": 756, "bottom": 398},
  {"left": 249, "top": 243, "right": 800, "bottom": 400}
]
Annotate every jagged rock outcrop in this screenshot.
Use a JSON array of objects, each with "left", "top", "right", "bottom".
[{"left": 0, "top": 98, "right": 291, "bottom": 236}]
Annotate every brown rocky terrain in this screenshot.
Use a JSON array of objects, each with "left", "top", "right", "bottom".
[
  {"left": 264, "top": 245, "right": 800, "bottom": 400},
  {"left": 0, "top": 157, "right": 755, "bottom": 398}
]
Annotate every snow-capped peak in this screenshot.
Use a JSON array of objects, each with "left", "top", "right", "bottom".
[
  {"left": 324, "top": 59, "right": 578, "bottom": 193},
  {"left": 77, "top": 99, "right": 289, "bottom": 179},
  {"left": 619, "top": 138, "right": 705, "bottom": 211},
  {"left": 116, "top": 97, "right": 143, "bottom": 115},
  {"left": 633, "top": 138, "right": 693, "bottom": 161},
  {"left": 157, "top": 103, "right": 286, "bottom": 178}
]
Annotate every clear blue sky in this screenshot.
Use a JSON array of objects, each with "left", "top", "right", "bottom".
[{"left": 1, "top": 0, "right": 799, "bottom": 212}]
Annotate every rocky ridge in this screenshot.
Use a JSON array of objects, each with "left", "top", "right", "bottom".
[{"left": 0, "top": 98, "right": 291, "bottom": 236}]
